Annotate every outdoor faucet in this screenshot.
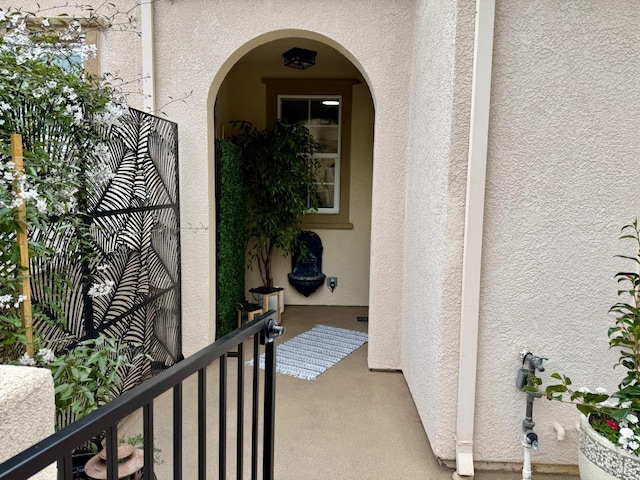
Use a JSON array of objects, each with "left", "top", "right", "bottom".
[
  {"left": 516, "top": 351, "right": 547, "bottom": 391},
  {"left": 527, "top": 354, "right": 545, "bottom": 373},
  {"left": 517, "top": 350, "right": 547, "bottom": 480}
]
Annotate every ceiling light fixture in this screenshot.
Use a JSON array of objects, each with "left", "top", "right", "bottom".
[{"left": 282, "top": 47, "right": 317, "bottom": 70}]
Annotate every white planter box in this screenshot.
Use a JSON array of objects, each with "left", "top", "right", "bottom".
[{"left": 579, "top": 414, "right": 640, "bottom": 480}]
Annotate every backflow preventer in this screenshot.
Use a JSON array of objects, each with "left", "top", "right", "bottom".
[{"left": 516, "top": 350, "right": 547, "bottom": 480}]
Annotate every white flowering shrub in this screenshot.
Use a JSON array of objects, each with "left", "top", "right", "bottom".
[{"left": 0, "top": 6, "right": 127, "bottom": 362}]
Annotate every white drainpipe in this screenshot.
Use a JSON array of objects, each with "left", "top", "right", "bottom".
[
  {"left": 454, "top": 0, "right": 495, "bottom": 478},
  {"left": 141, "top": 0, "right": 155, "bottom": 112}
]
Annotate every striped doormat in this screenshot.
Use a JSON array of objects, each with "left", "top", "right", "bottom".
[{"left": 247, "top": 324, "right": 368, "bottom": 380}]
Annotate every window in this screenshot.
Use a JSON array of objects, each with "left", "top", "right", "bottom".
[
  {"left": 279, "top": 95, "right": 341, "bottom": 213},
  {"left": 27, "top": 17, "right": 103, "bottom": 76},
  {"left": 265, "top": 78, "right": 357, "bottom": 229}
]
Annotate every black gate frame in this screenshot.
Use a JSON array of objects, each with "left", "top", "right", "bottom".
[{"left": 0, "top": 312, "right": 283, "bottom": 480}]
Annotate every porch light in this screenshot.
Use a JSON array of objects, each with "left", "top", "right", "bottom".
[
  {"left": 282, "top": 47, "right": 317, "bottom": 70},
  {"left": 322, "top": 100, "right": 340, "bottom": 106}
]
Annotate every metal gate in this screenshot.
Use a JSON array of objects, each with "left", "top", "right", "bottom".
[{"left": 32, "top": 108, "right": 181, "bottom": 390}]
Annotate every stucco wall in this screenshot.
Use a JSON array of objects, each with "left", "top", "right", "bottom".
[
  {"left": 473, "top": 0, "right": 640, "bottom": 466},
  {"left": 402, "top": 0, "right": 474, "bottom": 462},
  {"left": 0, "top": 365, "right": 56, "bottom": 479},
  {"left": 148, "top": 0, "right": 413, "bottom": 362}
]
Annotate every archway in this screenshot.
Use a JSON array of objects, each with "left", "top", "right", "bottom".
[{"left": 211, "top": 33, "right": 375, "bottom": 337}]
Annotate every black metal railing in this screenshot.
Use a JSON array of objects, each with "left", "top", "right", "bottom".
[{"left": 0, "top": 311, "right": 283, "bottom": 480}]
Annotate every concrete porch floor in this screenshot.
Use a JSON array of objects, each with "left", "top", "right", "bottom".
[{"left": 121, "top": 305, "right": 579, "bottom": 479}]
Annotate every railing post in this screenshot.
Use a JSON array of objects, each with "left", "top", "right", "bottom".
[
  {"left": 261, "top": 318, "right": 283, "bottom": 480},
  {"left": 143, "top": 402, "right": 154, "bottom": 480},
  {"left": 106, "top": 425, "right": 118, "bottom": 480},
  {"left": 262, "top": 340, "right": 276, "bottom": 480}
]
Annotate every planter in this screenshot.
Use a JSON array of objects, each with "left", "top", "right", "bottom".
[{"left": 579, "top": 415, "right": 640, "bottom": 479}]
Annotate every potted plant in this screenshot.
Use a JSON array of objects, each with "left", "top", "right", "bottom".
[
  {"left": 16, "top": 335, "right": 141, "bottom": 478},
  {"left": 530, "top": 219, "right": 640, "bottom": 479},
  {"left": 230, "top": 120, "right": 320, "bottom": 289}
]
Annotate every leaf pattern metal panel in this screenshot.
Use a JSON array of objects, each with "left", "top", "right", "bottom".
[{"left": 30, "top": 108, "right": 181, "bottom": 391}]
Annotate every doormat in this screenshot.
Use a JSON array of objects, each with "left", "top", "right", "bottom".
[{"left": 247, "top": 325, "right": 368, "bottom": 381}]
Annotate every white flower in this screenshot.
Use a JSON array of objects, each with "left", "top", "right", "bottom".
[
  {"left": 595, "top": 387, "right": 607, "bottom": 394},
  {"left": 628, "top": 414, "right": 639, "bottom": 424},
  {"left": 620, "top": 427, "right": 635, "bottom": 439},
  {"left": 0, "top": 10, "right": 5, "bottom": 22},
  {"left": 37, "top": 348, "right": 55, "bottom": 364},
  {"left": 13, "top": 295, "right": 26, "bottom": 309},
  {"left": 22, "top": 188, "right": 39, "bottom": 201},
  {"left": 18, "top": 353, "right": 35, "bottom": 366},
  {"left": 622, "top": 401, "right": 633, "bottom": 409},
  {"left": 62, "top": 86, "right": 77, "bottom": 100},
  {"left": 629, "top": 441, "right": 640, "bottom": 451},
  {"left": 36, "top": 198, "right": 47, "bottom": 213},
  {"left": 578, "top": 387, "right": 591, "bottom": 394},
  {"left": 88, "top": 280, "right": 115, "bottom": 297},
  {"left": 41, "top": 18, "right": 50, "bottom": 27}
]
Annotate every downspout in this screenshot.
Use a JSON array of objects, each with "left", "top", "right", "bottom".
[
  {"left": 454, "top": 0, "right": 495, "bottom": 478},
  {"left": 141, "top": 0, "right": 155, "bottom": 112}
]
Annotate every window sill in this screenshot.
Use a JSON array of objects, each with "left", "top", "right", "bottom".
[{"left": 302, "top": 220, "right": 354, "bottom": 230}]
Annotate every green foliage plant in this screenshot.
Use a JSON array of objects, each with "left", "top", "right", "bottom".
[
  {"left": 230, "top": 120, "right": 320, "bottom": 288},
  {"left": 216, "top": 140, "right": 245, "bottom": 337},
  {"left": 20, "top": 334, "right": 141, "bottom": 430},
  {"left": 529, "top": 219, "right": 640, "bottom": 456}
]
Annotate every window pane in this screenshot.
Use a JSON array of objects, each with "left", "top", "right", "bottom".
[
  {"left": 309, "top": 126, "right": 339, "bottom": 153},
  {"left": 310, "top": 99, "right": 339, "bottom": 125},
  {"left": 281, "top": 99, "right": 308, "bottom": 125},
  {"left": 318, "top": 158, "right": 336, "bottom": 183},
  {"left": 314, "top": 184, "right": 335, "bottom": 209}
]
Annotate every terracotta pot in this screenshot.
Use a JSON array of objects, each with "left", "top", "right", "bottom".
[{"left": 579, "top": 414, "right": 640, "bottom": 479}]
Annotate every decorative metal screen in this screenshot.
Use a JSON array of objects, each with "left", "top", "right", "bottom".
[{"left": 32, "top": 108, "right": 181, "bottom": 391}]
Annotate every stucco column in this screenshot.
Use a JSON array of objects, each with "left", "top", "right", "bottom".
[{"left": 0, "top": 365, "right": 56, "bottom": 479}]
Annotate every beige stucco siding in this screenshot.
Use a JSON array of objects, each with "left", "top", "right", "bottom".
[
  {"left": 0, "top": 366, "right": 56, "bottom": 479},
  {"left": 402, "top": 0, "right": 475, "bottom": 462},
  {"left": 474, "top": 0, "right": 640, "bottom": 466},
  {"left": 149, "top": 0, "right": 414, "bottom": 363}
]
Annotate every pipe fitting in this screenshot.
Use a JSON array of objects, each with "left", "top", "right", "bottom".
[{"left": 525, "top": 431, "right": 539, "bottom": 452}]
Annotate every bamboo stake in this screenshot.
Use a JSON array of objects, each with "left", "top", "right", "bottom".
[{"left": 11, "top": 133, "right": 34, "bottom": 358}]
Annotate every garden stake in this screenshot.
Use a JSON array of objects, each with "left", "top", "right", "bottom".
[{"left": 11, "top": 133, "right": 34, "bottom": 357}]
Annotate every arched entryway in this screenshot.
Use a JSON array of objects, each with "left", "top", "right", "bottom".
[{"left": 211, "top": 33, "right": 375, "bottom": 337}]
